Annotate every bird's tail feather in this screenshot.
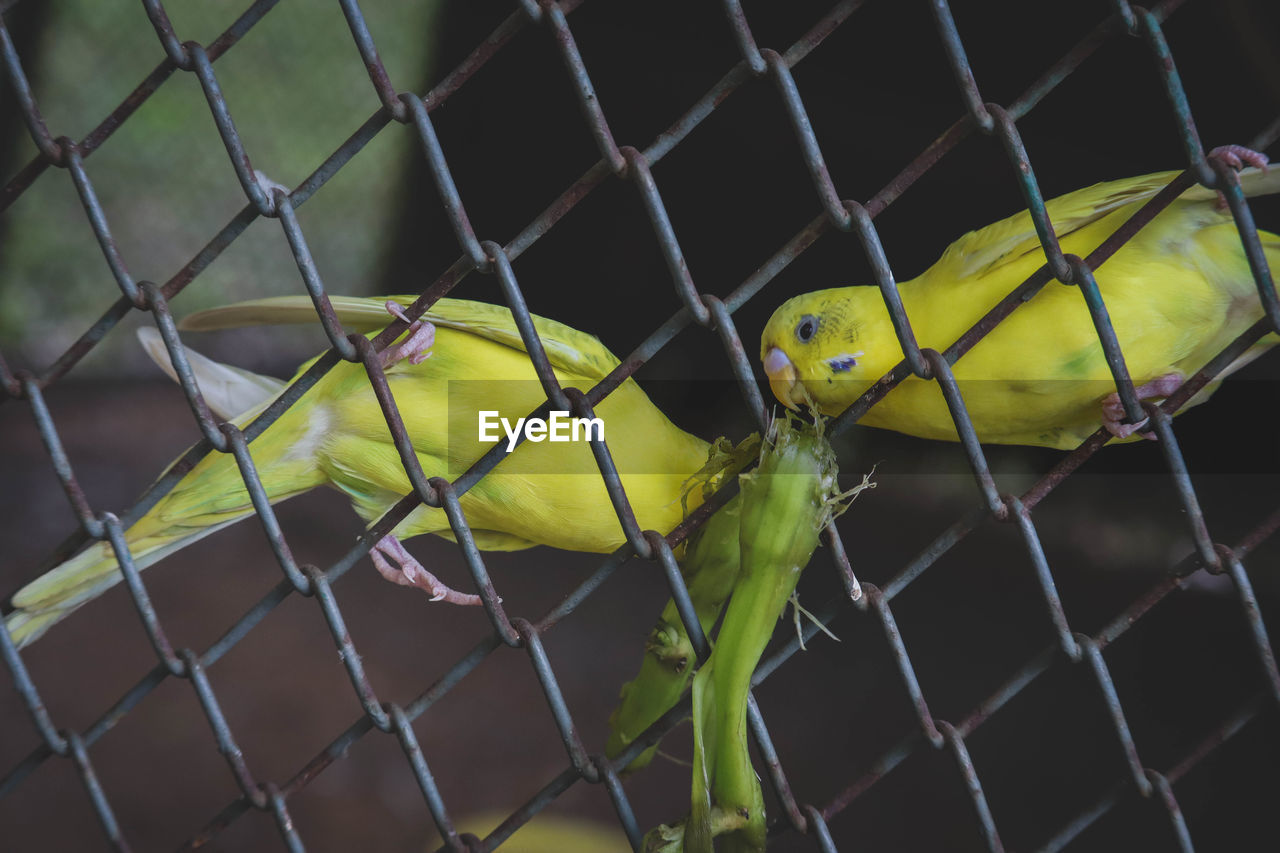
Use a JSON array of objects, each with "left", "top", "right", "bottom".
[
  {"left": 5, "top": 516, "right": 246, "bottom": 648},
  {"left": 5, "top": 332, "right": 323, "bottom": 649},
  {"left": 1238, "top": 166, "right": 1280, "bottom": 200},
  {"left": 1181, "top": 165, "right": 1280, "bottom": 203},
  {"left": 136, "top": 327, "right": 284, "bottom": 420}
]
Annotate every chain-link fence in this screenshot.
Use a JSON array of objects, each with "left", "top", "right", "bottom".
[{"left": 2, "top": 0, "right": 1278, "bottom": 850}]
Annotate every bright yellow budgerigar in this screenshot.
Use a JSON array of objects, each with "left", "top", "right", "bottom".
[
  {"left": 5, "top": 296, "right": 712, "bottom": 648},
  {"left": 761, "top": 147, "right": 1280, "bottom": 449}
]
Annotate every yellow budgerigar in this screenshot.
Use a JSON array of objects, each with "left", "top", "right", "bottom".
[
  {"left": 5, "top": 296, "right": 712, "bottom": 648},
  {"left": 761, "top": 146, "right": 1280, "bottom": 449}
]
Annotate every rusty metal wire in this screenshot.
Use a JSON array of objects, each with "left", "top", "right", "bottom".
[{"left": 1, "top": 0, "right": 1277, "bottom": 851}]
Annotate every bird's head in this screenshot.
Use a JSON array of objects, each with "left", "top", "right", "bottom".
[{"left": 760, "top": 287, "right": 884, "bottom": 416}]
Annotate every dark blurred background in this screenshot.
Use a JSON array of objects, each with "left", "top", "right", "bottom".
[{"left": 2, "top": 0, "right": 1279, "bottom": 850}]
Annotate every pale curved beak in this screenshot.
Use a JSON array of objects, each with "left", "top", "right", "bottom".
[{"left": 762, "top": 346, "right": 801, "bottom": 410}]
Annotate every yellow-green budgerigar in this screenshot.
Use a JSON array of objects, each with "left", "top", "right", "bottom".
[
  {"left": 762, "top": 147, "right": 1280, "bottom": 449},
  {"left": 5, "top": 296, "right": 711, "bottom": 648}
]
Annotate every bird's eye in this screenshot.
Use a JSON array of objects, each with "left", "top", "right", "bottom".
[{"left": 795, "top": 315, "right": 819, "bottom": 343}]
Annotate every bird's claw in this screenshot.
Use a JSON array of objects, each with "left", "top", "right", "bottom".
[
  {"left": 1208, "top": 145, "right": 1269, "bottom": 173},
  {"left": 253, "top": 169, "right": 292, "bottom": 200},
  {"left": 1206, "top": 146, "right": 1269, "bottom": 210},
  {"left": 370, "top": 534, "right": 482, "bottom": 606},
  {"left": 1101, "top": 372, "right": 1183, "bottom": 441},
  {"left": 1101, "top": 405, "right": 1153, "bottom": 440},
  {"left": 379, "top": 300, "right": 436, "bottom": 369}
]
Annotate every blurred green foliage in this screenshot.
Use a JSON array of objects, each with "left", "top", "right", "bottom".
[{"left": 0, "top": 0, "right": 441, "bottom": 373}]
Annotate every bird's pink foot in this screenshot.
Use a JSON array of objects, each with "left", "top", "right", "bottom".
[
  {"left": 1101, "top": 372, "right": 1183, "bottom": 440},
  {"left": 379, "top": 301, "right": 436, "bottom": 369},
  {"left": 1208, "top": 146, "right": 1269, "bottom": 209},
  {"left": 1208, "top": 145, "right": 1269, "bottom": 173},
  {"left": 370, "top": 533, "right": 482, "bottom": 605}
]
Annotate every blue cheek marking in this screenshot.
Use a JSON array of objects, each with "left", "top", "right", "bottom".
[{"left": 828, "top": 357, "right": 857, "bottom": 373}]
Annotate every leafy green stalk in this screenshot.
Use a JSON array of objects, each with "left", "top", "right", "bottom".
[
  {"left": 606, "top": 495, "right": 742, "bottom": 769},
  {"left": 607, "top": 436, "right": 760, "bottom": 772},
  {"left": 687, "top": 416, "right": 838, "bottom": 853}
]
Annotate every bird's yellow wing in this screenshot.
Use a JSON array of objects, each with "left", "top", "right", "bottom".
[
  {"left": 929, "top": 166, "right": 1278, "bottom": 280},
  {"left": 180, "top": 295, "right": 620, "bottom": 381}
]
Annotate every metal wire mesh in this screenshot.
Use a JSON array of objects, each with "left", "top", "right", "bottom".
[{"left": 2, "top": 0, "right": 1278, "bottom": 850}]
